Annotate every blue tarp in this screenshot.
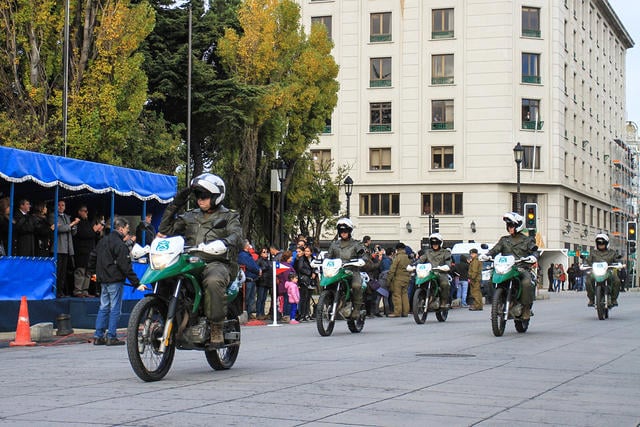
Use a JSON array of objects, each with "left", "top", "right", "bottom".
[
  {"left": 0, "top": 146, "right": 177, "bottom": 301},
  {"left": 0, "top": 146, "right": 176, "bottom": 202}
]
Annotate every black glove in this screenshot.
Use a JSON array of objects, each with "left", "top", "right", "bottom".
[{"left": 173, "top": 187, "right": 191, "bottom": 207}]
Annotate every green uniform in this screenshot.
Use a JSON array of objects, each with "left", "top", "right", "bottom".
[
  {"left": 468, "top": 256, "right": 483, "bottom": 309},
  {"left": 585, "top": 248, "right": 621, "bottom": 305},
  {"left": 159, "top": 203, "right": 243, "bottom": 323},
  {"left": 417, "top": 247, "right": 452, "bottom": 304},
  {"left": 327, "top": 236, "right": 366, "bottom": 317},
  {"left": 487, "top": 232, "right": 538, "bottom": 314},
  {"left": 387, "top": 248, "right": 411, "bottom": 316}
]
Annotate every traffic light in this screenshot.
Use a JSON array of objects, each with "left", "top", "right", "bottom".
[
  {"left": 524, "top": 203, "right": 538, "bottom": 230},
  {"left": 432, "top": 218, "right": 440, "bottom": 233},
  {"left": 630, "top": 241, "right": 637, "bottom": 254},
  {"left": 627, "top": 221, "right": 637, "bottom": 241}
]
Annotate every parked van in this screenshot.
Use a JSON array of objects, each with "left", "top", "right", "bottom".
[{"left": 450, "top": 242, "right": 494, "bottom": 300}]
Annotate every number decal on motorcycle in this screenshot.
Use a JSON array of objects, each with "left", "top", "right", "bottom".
[{"left": 155, "top": 240, "right": 170, "bottom": 251}]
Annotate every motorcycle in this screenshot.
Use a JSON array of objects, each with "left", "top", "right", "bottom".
[
  {"left": 407, "top": 263, "right": 450, "bottom": 324},
  {"left": 126, "top": 233, "right": 242, "bottom": 382},
  {"left": 485, "top": 254, "right": 536, "bottom": 336},
  {"left": 580, "top": 262, "right": 624, "bottom": 320},
  {"left": 312, "top": 257, "right": 367, "bottom": 336}
]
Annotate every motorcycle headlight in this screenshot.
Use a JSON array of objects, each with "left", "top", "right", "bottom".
[
  {"left": 416, "top": 264, "right": 432, "bottom": 279},
  {"left": 149, "top": 252, "right": 179, "bottom": 270}
]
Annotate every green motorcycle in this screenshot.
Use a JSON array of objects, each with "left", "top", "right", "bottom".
[
  {"left": 312, "top": 257, "right": 367, "bottom": 336},
  {"left": 580, "top": 261, "right": 624, "bottom": 320},
  {"left": 408, "top": 263, "right": 450, "bottom": 324},
  {"left": 126, "top": 234, "right": 241, "bottom": 382}
]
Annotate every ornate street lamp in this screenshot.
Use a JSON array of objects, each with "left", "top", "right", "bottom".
[
  {"left": 276, "top": 159, "right": 288, "bottom": 249},
  {"left": 513, "top": 143, "right": 524, "bottom": 214},
  {"left": 344, "top": 176, "right": 354, "bottom": 218}
]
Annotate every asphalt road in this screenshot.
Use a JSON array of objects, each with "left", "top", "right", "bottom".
[{"left": 0, "top": 290, "right": 639, "bottom": 426}]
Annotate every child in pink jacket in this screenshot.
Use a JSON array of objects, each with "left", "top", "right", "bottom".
[{"left": 285, "top": 272, "right": 301, "bottom": 324}]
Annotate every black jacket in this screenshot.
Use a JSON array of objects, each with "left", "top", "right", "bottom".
[{"left": 88, "top": 230, "right": 140, "bottom": 286}]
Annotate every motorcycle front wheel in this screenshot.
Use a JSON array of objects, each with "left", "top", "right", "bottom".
[
  {"left": 595, "top": 284, "right": 607, "bottom": 320},
  {"left": 205, "top": 305, "right": 241, "bottom": 370},
  {"left": 491, "top": 287, "right": 507, "bottom": 337},
  {"left": 316, "top": 290, "right": 336, "bottom": 336},
  {"left": 127, "top": 296, "right": 175, "bottom": 382},
  {"left": 412, "top": 287, "right": 428, "bottom": 324}
]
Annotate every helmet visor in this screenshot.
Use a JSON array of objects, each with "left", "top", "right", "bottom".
[{"left": 194, "top": 189, "right": 213, "bottom": 200}]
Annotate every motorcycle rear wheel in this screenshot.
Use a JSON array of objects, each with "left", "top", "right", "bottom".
[
  {"left": 127, "top": 296, "right": 175, "bottom": 382},
  {"left": 514, "top": 319, "right": 529, "bottom": 333},
  {"left": 205, "top": 305, "right": 241, "bottom": 370},
  {"left": 412, "top": 287, "right": 428, "bottom": 324},
  {"left": 436, "top": 308, "right": 448, "bottom": 322},
  {"left": 491, "top": 287, "right": 507, "bottom": 337},
  {"left": 316, "top": 291, "right": 336, "bottom": 336},
  {"left": 347, "top": 309, "right": 365, "bottom": 333}
]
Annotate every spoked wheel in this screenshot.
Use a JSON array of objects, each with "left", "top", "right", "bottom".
[
  {"left": 595, "top": 285, "right": 606, "bottom": 320},
  {"left": 205, "top": 305, "right": 241, "bottom": 370},
  {"left": 436, "top": 306, "right": 449, "bottom": 322},
  {"left": 127, "top": 296, "right": 175, "bottom": 382},
  {"left": 491, "top": 287, "right": 507, "bottom": 337},
  {"left": 514, "top": 319, "right": 529, "bottom": 333},
  {"left": 412, "top": 287, "right": 428, "bottom": 324},
  {"left": 347, "top": 306, "right": 365, "bottom": 333},
  {"left": 316, "top": 291, "right": 336, "bottom": 336}
]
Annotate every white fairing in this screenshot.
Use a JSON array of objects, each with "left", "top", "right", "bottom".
[
  {"left": 322, "top": 258, "right": 343, "bottom": 278},
  {"left": 149, "top": 236, "right": 184, "bottom": 270},
  {"left": 592, "top": 262, "right": 608, "bottom": 277},
  {"left": 494, "top": 255, "right": 516, "bottom": 275},
  {"left": 416, "top": 263, "right": 433, "bottom": 279},
  {"left": 131, "top": 243, "right": 150, "bottom": 260}
]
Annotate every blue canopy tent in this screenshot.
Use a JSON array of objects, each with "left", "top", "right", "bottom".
[{"left": 0, "top": 146, "right": 177, "bottom": 301}]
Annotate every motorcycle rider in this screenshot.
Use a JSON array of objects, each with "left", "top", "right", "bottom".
[
  {"left": 482, "top": 212, "right": 538, "bottom": 320},
  {"left": 584, "top": 233, "right": 622, "bottom": 308},
  {"left": 415, "top": 233, "right": 452, "bottom": 308},
  {"left": 326, "top": 218, "right": 366, "bottom": 319},
  {"left": 158, "top": 173, "right": 243, "bottom": 347}
]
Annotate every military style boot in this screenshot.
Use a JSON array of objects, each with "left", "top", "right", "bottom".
[
  {"left": 521, "top": 305, "right": 531, "bottom": 320},
  {"left": 209, "top": 321, "right": 225, "bottom": 348}
]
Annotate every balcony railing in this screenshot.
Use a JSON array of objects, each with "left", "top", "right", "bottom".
[
  {"left": 370, "top": 79, "right": 391, "bottom": 87},
  {"left": 522, "top": 75, "right": 541, "bottom": 84},
  {"left": 522, "top": 29, "right": 541, "bottom": 38},
  {"left": 370, "top": 34, "right": 391, "bottom": 43},
  {"left": 431, "top": 76, "right": 454, "bottom": 85},
  {"left": 370, "top": 124, "right": 391, "bottom": 132},
  {"left": 431, "top": 122, "right": 454, "bottom": 130},
  {"left": 522, "top": 121, "right": 544, "bottom": 130},
  {"left": 432, "top": 30, "right": 454, "bottom": 39}
]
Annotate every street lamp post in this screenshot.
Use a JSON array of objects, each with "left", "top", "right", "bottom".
[
  {"left": 344, "top": 176, "right": 354, "bottom": 218},
  {"left": 276, "top": 159, "right": 288, "bottom": 249},
  {"left": 513, "top": 142, "right": 524, "bottom": 214}
]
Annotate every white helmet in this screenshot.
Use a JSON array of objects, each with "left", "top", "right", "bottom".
[
  {"left": 190, "top": 173, "right": 225, "bottom": 207},
  {"left": 595, "top": 233, "right": 609, "bottom": 248},
  {"left": 503, "top": 212, "right": 525, "bottom": 233},
  {"left": 429, "top": 233, "right": 443, "bottom": 246},
  {"left": 336, "top": 217, "right": 354, "bottom": 236}
]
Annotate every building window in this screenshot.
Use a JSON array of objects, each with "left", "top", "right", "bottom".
[
  {"left": 311, "top": 16, "right": 332, "bottom": 39},
  {"left": 431, "top": 146, "right": 454, "bottom": 169},
  {"left": 310, "top": 149, "right": 331, "bottom": 171},
  {"left": 370, "top": 102, "right": 391, "bottom": 132},
  {"left": 360, "top": 193, "right": 399, "bottom": 216},
  {"left": 432, "top": 8, "right": 454, "bottom": 39},
  {"left": 370, "top": 57, "right": 391, "bottom": 87},
  {"left": 431, "top": 99, "right": 454, "bottom": 130},
  {"left": 322, "top": 118, "right": 331, "bottom": 134},
  {"left": 369, "top": 148, "right": 391, "bottom": 170},
  {"left": 522, "top": 7, "right": 541, "bottom": 38},
  {"left": 522, "top": 145, "right": 541, "bottom": 170},
  {"left": 432, "top": 54, "right": 454, "bottom": 85},
  {"left": 522, "top": 99, "right": 543, "bottom": 130},
  {"left": 370, "top": 12, "right": 391, "bottom": 42},
  {"left": 564, "top": 197, "right": 570, "bottom": 220},
  {"left": 522, "top": 53, "right": 541, "bottom": 84},
  {"left": 421, "top": 193, "right": 462, "bottom": 215}
]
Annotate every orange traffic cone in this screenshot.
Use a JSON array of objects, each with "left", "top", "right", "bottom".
[{"left": 10, "top": 296, "right": 36, "bottom": 347}]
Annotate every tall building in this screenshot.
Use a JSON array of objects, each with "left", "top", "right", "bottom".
[{"left": 297, "top": 0, "right": 634, "bottom": 260}]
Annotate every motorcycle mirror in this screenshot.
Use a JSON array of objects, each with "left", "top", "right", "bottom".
[
  {"left": 531, "top": 245, "right": 538, "bottom": 252},
  {"left": 480, "top": 243, "right": 489, "bottom": 249}
]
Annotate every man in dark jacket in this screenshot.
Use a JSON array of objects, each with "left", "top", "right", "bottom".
[
  {"left": 89, "top": 216, "right": 145, "bottom": 346},
  {"left": 238, "top": 239, "right": 261, "bottom": 319},
  {"left": 13, "top": 199, "right": 35, "bottom": 256},
  {"left": 73, "top": 205, "right": 103, "bottom": 297}
]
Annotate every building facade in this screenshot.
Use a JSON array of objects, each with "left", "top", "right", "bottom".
[{"left": 297, "top": 0, "right": 635, "bottom": 258}]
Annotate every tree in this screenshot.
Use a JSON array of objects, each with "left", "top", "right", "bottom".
[{"left": 217, "top": 0, "right": 338, "bottom": 241}]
